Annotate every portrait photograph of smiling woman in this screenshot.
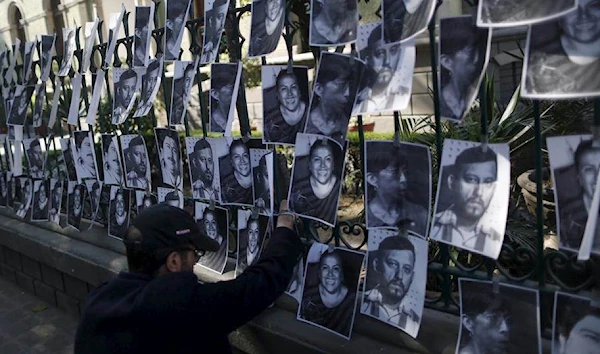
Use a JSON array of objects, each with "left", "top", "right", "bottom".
[
  {"left": 248, "top": 0, "right": 285, "bottom": 57},
  {"left": 195, "top": 202, "right": 229, "bottom": 274},
  {"left": 218, "top": 138, "right": 254, "bottom": 206},
  {"left": 262, "top": 65, "right": 309, "bottom": 145},
  {"left": 298, "top": 242, "right": 364, "bottom": 339},
  {"left": 288, "top": 134, "right": 346, "bottom": 227},
  {"left": 235, "top": 210, "right": 269, "bottom": 276}
]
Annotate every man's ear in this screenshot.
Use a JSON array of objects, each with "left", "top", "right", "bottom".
[
  {"left": 372, "top": 257, "right": 379, "bottom": 272},
  {"left": 440, "top": 54, "right": 452, "bottom": 72},
  {"left": 447, "top": 173, "right": 455, "bottom": 191},
  {"left": 165, "top": 251, "right": 182, "bottom": 272},
  {"left": 461, "top": 314, "right": 474, "bottom": 334},
  {"left": 366, "top": 172, "right": 378, "bottom": 189},
  {"left": 313, "top": 83, "right": 323, "bottom": 98},
  {"left": 210, "top": 89, "right": 219, "bottom": 101}
]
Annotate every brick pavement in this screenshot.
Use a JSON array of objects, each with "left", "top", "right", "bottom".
[{"left": 0, "top": 275, "right": 77, "bottom": 354}]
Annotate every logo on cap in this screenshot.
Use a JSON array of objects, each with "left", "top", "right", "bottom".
[{"left": 176, "top": 229, "right": 191, "bottom": 235}]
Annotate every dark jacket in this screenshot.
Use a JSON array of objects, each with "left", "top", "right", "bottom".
[{"left": 74, "top": 227, "right": 304, "bottom": 354}]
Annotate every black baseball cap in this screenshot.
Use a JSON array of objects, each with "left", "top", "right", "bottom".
[{"left": 127, "top": 203, "right": 219, "bottom": 252}]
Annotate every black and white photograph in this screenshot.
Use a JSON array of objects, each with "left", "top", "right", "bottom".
[
  {"left": 164, "top": 0, "right": 192, "bottom": 61},
  {"left": 365, "top": 141, "right": 430, "bottom": 236},
  {"left": 248, "top": 0, "right": 285, "bottom": 57},
  {"left": 552, "top": 292, "right": 600, "bottom": 354},
  {"left": 457, "top": 279, "right": 541, "bottom": 354},
  {"left": 8, "top": 85, "right": 34, "bottom": 126},
  {"left": 261, "top": 65, "right": 309, "bottom": 145},
  {"left": 6, "top": 173, "right": 15, "bottom": 209},
  {"left": 67, "top": 181, "right": 85, "bottom": 231},
  {"left": 361, "top": 229, "right": 428, "bottom": 338},
  {"left": 186, "top": 137, "right": 221, "bottom": 202},
  {"left": 200, "top": 0, "right": 230, "bottom": 64},
  {"left": 251, "top": 149, "right": 273, "bottom": 215},
  {"left": 135, "top": 190, "right": 157, "bottom": 213},
  {"left": 0, "top": 172, "right": 8, "bottom": 207},
  {"left": 169, "top": 59, "right": 199, "bottom": 126},
  {"left": 24, "top": 138, "right": 46, "bottom": 179},
  {"left": 22, "top": 41, "right": 36, "bottom": 83},
  {"left": 439, "top": 16, "right": 491, "bottom": 122},
  {"left": 101, "top": 134, "right": 123, "bottom": 186},
  {"left": 104, "top": 5, "right": 125, "bottom": 68},
  {"left": 40, "top": 34, "right": 56, "bottom": 82},
  {"left": 112, "top": 68, "right": 139, "bottom": 125},
  {"left": 288, "top": 134, "right": 346, "bottom": 227},
  {"left": 67, "top": 73, "right": 83, "bottom": 125},
  {"left": 548, "top": 135, "right": 600, "bottom": 254},
  {"left": 4, "top": 40, "right": 19, "bottom": 85},
  {"left": 58, "top": 27, "right": 76, "bottom": 77},
  {"left": 59, "top": 137, "right": 78, "bottom": 182},
  {"left": 109, "top": 186, "right": 131, "bottom": 240},
  {"left": 81, "top": 18, "right": 99, "bottom": 74},
  {"left": 85, "top": 69, "right": 106, "bottom": 125},
  {"left": 297, "top": 242, "right": 364, "bottom": 339},
  {"left": 32, "top": 84, "right": 45, "bottom": 128},
  {"left": 285, "top": 256, "right": 305, "bottom": 304},
  {"left": 85, "top": 179, "right": 102, "bottom": 225},
  {"left": 382, "top": 0, "right": 436, "bottom": 44},
  {"left": 522, "top": 1, "right": 600, "bottom": 99},
  {"left": 157, "top": 187, "right": 184, "bottom": 209},
  {"left": 209, "top": 62, "right": 242, "bottom": 134},
  {"left": 133, "top": 59, "right": 163, "bottom": 118},
  {"left": 134, "top": 4, "right": 154, "bottom": 68},
  {"left": 353, "top": 22, "right": 415, "bottom": 115},
  {"left": 477, "top": 0, "right": 577, "bottom": 27},
  {"left": 15, "top": 178, "right": 33, "bottom": 219},
  {"left": 309, "top": 0, "right": 358, "bottom": 46},
  {"left": 235, "top": 209, "right": 269, "bottom": 276},
  {"left": 217, "top": 138, "right": 254, "bottom": 206},
  {"left": 31, "top": 179, "right": 50, "bottom": 221},
  {"left": 48, "top": 79, "right": 62, "bottom": 128},
  {"left": 430, "top": 139, "right": 510, "bottom": 260},
  {"left": 304, "top": 52, "right": 364, "bottom": 145},
  {"left": 73, "top": 130, "right": 99, "bottom": 183},
  {"left": 195, "top": 201, "right": 229, "bottom": 274},
  {"left": 49, "top": 178, "right": 63, "bottom": 225},
  {"left": 154, "top": 128, "right": 183, "bottom": 189},
  {"left": 10, "top": 139, "right": 25, "bottom": 177},
  {"left": 120, "top": 134, "right": 151, "bottom": 190}
]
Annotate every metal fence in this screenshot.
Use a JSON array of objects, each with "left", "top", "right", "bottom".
[{"left": 2, "top": 0, "right": 599, "bottom": 337}]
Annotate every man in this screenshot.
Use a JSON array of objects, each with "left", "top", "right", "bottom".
[
  {"left": 305, "top": 54, "right": 361, "bottom": 144},
  {"left": 113, "top": 69, "right": 138, "bottom": 124},
  {"left": 248, "top": 0, "right": 285, "bottom": 57},
  {"left": 164, "top": 190, "right": 182, "bottom": 208},
  {"left": 89, "top": 181, "right": 102, "bottom": 216},
  {"left": 69, "top": 184, "right": 84, "bottom": 229},
  {"left": 439, "top": 18, "right": 488, "bottom": 121},
  {"left": 290, "top": 139, "right": 341, "bottom": 225},
  {"left": 366, "top": 143, "right": 428, "bottom": 235},
  {"left": 253, "top": 155, "right": 270, "bottom": 214},
  {"left": 75, "top": 134, "right": 98, "bottom": 180},
  {"left": 135, "top": 59, "right": 161, "bottom": 116},
  {"left": 124, "top": 136, "right": 149, "bottom": 190},
  {"left": 164, "top": 0, "right": 190, "bottom": 60},
  {"left": 300, "top": 249, "right": 355, "bottom": 337},
  {"left": 170, "top": 63, "right": 195, "bottom": 125},
  {"left": 110, "top": 188, "right": 129, "bottom": 239},
  {"left": 526, "top": 0, "right": 600, "bottom": 96},
  {"left": 361, "top": 236, "right": 420, "bottom": 334},
  {"left": 16, "top": 179, "right": 32, "bottom": 218},
  {"left": 221, "top": 139, "right": 253, "bottom": 205},
  {"left": 263, "top": 69, "right": 308, "bottom": 144},
  {"left": 210, "top": 64, "right": 238, "bottom": 133},
  {"left": 61, "top": 138, "right": 78, "bottom": 181},
  {"left": 59, "top": 29, "right": 76, "bottom": 75},
  {"left": 310, "top": 0, "right": 357, "bottom": 45},
  {"left": 27, "top": 139, "right": 45, "bottom": 179},
  {"left": 102, "top": 135, "right": 122, "bottom": 186},
  {"left": 198, "top": 207, "right": 228, "bottom": 273},
  {"left": 201, "top": 0, "right": 228, "bottom": 63},
  {"left": 190, "top": 139, "right": 219, "bottom": 201},
  {"left": 554, "top": 295, "right": 600, "bottom": 354},
  {"left": 558, "top": 139, "right": 600, "bottom": 252},
  {"left": 237, "top": 216, "right": 263, "bottom": 274},
  {"left": 8, "top": 85, "right": 32, "bottom": 125},
  {"left": 32, "top": 84, "right": 45, "bottom": 127},
  {"left": 430, "top": 146, "right": 501, "bottom": 254},
  {"left": 158, "top": 130, "right": 182, "bottom": 188},
  {"left": 32, "top": 180, "right": 50, "bottom": 221},
  {"left": 354, "top": 25, "right": 409, "bottom": 114},
  {"left": 75, "top": 201, "right": 302, "bottom": 353},
  {"left": 49, "top": 180, "right": 62, "bottom": 224},
  {"left": 382, "top": 0, "right": 427, "bottom": 44},
  {"left": 134, "top": 7, "right": 150, "bottom": 67},
  {"left": 0, "top": 172, "right": 8, "bottom": 206}
]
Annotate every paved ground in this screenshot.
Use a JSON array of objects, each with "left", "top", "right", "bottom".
[{"left": 0, "top": 276, "right": 77, "bottom": 354}]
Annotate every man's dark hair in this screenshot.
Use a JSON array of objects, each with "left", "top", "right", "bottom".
[
  {"left": 119, "top": 69, "right": 137, "bottom": 83},
  {"left": 203, "top": 207, "right": 216, "bottom": 220},
  {"left": 129, "top": 136, "right": 145, "bottom": 149},
  {"left": 123, "top": 226, "right": 178, "bottom": 275},
  {"left": 213, "top": 0, "right": 228, "bottom": 9},
  {"left": 378, "top": 236, "right": 415, "bottom": 257},
  {"left": 309, "top": 138, "right": 334, "bottom": 159},
  {"left": 275, "top": 70, "right": 298, "bottom": 89},
  {"left": 461, "top": 284, "right": 510, "bottom": 318},
  {"left": 75, "top": 133, "right": 89, "bottom": 150},
  {"left": 555, "top": 296, "right": 600, "bottom": 338},
  {"left": 183, "top": 63, "right": 195, "bottom": 78},
  {"left": 229, "top": 139, "right": 248, "bottom": 156},
  {"left": 211, "top": 65, "right": 237, "bottom": 90},
  {"left": 165, "top": 191, "right": 179, "bottom": 202},
  {"left": 364, "top": 24, "right": 383, "bottom": 56},
  {"left": 102, "top": 136, "right": 114, "bottom": 154},
  {"left": 115, "top": 188, "right": 124, "bottom": 199},
  {"left": 316, "top": 54, "right": 352, "bottom": 87},
  {"left": 193, "top": 139, "right": 212, "bottom": 154},
  {"left": 440, "top": 22, "right": 486, "bottom": 86},
  {"left": 170, "top": 0, "right": 189, "bottom": 14},
  {"left": 367, "top": 144, "right": 406, "bottom": 174},
  {"left": 92, "top": 181, "right": 100, "bottom": 193},
  {"left": 29, "top": 139, "right": 40, "bottom": 150},
  {"left": 574, "top": 139, "right": 599, "bottom": 171},
  {"left": 147, "top": 59, "right": 161, "bottom": 73},
  {"left": 452, "top": 146, "right": 498, "bottom": 178}
]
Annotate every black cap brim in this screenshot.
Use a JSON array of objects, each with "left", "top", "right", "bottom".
[{"left": 189, "top": 229, "right": 220, "bottom": 253}]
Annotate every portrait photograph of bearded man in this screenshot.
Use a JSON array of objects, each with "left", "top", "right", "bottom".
[
  {"left": 154, "top": 128, "right": 183, "bottom": 189},
  {"left": 298, "top": 243, "right": 365, "bottom": 339},
  {"left": 209, "top": 62, "right": 242, "bottom": 134},
  {"left": 109, "top": 186, "right": 131, "bottom": 240},
  {"left": 164, "top": 0, "right": 192, "bottom": 61},
  {"left": 218, "top": 138, "right": 254, "bottom": 206},
  {"left": 121, "top": 135, "right": 151, "bottom": 190},
  {"left": 361, "top": 229, "right": 428, "bottom": 338},
  {"left": 248, "top": 0, "right": 285, "bottom": 57},
  {"left": 522, "top": 0, "right": 600, "bottom": 99},
  {"left": 24, "top": 138, "right": 46, "bottom": 179},
  {"left": 186, "top": 137, "right": 221, "bottom": 202},
  {"left": 112, "top": 68, "right": 139, "bottom": 125},
  {"left": 309, "top": 0, "right": 358, "bottom": 46},
  {"left": 289, "top": 134, "right": 346, "bottom": 227},
  {"left": 353, "top": 23, "right": 415, "bottom": 115},
  {"left": 365, "top": 141, "right": 430, "bottom": 237},
  {"left": 457, "top": 279, "right": 541, "bottom": 354},
  {"left": 134, "top": 59, "right": 163, "bottom": 118},
  {"left": 430, "top": 139, "right": 510, "bottom": 260},
  {"left": 478, "top": 0, "right": 576, "bottom": 27},
  {"left": 382, "top": 0, "right": 435, "bottom": 44},
  {"left": 67, "top": 181, "right": 85, "bottom": 231},
  {"left": 195, "top": 202, "right": 230, "bottom": 274},
  {"left": 31, "top": 179, "right": 50, "bottom": 222},
  {"left": 235, "top": 211, "right": 269, "bottom": 276},
  {"left": 552, "top": 292, "right": 600, "bottom": 354},
  {"left": 262, "top": 65, "right": 310, "bottom": 145}
]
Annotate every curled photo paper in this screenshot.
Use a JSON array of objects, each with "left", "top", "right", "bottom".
[
  {"left": 81, "top": 18, "right": 99, "bottom": 74},
  {"left": 477, "top": 0, "right": 577, "bottom": 28},
  {"left": 209, "top": 62, "right": 243, "bottom": 135},
  {"left": 309, "top": 0, "right": 358, "bottom": 46},
  {"left": 247, "top": 0, "right": 285, "bottom": 57},
  {"left": 195, "top": 201, "right": 229, "bottom": 274},
  {"left": 382, "top": 0, "right": 436, "bottom": 44},
  {"left": 105, "top": 5, "right": 126, "bottom": 68},
  {"left": 200, "top": 0, "right": 231, "bottom": 64},
  {"left": 185, "top": 136, "right": 222, "bottom": 203},
  {"left": 85, "top": 69, "right": 106, "bottom": 125},
  {"left": 164, "top": 0, "right": 193, "bottom": 61},
  {"left": 134, "top": 3, "right": 155, "bottom": 68},
  {"left": 58, "top": 27, "right": 76, "bottom": 77}
]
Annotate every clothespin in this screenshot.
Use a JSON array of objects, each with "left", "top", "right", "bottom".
[
  {"left": 397, "top": 218, "right": 413, "bottom": 237},
  {"left": 327, "top": 244, "right": 335, "bottom": 253},
  {"left": 492, "top": 277, "right": 500, "bottom": 294},
  {"left": 481, "top": 134, "right": 489, "bottom": 153},
  {"left": 286, "top": 58, "right": 293, "bottom": 74},
  {"left": 349, "top": 44, "right": 357, "bottom": 68},
  {"left": 208, "top": 197, "right": 215, "bottom": 211},
  {"left": 241, "top": 133, "right": 251, "bottom": 144},
  {"left": 251, "top": 205, "right": 259, "bottom": 219}
]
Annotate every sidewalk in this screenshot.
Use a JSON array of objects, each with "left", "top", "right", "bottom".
[{"left": 0, "top": 276, "right": 77, "bottom": 353}]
